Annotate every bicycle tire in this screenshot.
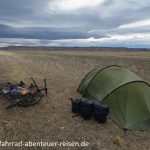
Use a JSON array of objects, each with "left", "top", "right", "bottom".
[
  {"left": 0, "top": 90, "right": 3, "bottom": 95},
  {"left": 6, "top": 98, "right": 21, "bottom": 108},
  {"left": 19, "top": 92, "right": 43, "bottom": 106}
]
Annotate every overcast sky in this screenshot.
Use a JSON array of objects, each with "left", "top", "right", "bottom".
[{"left": 0, "top": 0, "right": 150, "bottom": 48}]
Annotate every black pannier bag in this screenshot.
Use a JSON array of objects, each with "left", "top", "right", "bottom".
[
  {"left": 71, "top": 98, "right": 81, "bottom": 114},
  {"left": 80, "top": 99, "right": 93, "bottom": 120},
  {"left": 93, "top": 102, "right": 109, "bottom": 123}
]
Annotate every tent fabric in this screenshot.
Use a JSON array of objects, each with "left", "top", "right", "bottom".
[
  {"left": 78, "top": 68, "right": 99, "bottom": 94},
  {"left": 78, "top": 65, "right": 150, "bottom": 130}
]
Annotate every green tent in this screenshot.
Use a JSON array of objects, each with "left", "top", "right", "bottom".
[{"left": 78, "top": 65, "right": 150, "bottom": 130}]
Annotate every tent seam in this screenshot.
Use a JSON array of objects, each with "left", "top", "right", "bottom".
[{"left": 102, "top": 80, "right": 150, "bottom": 102}]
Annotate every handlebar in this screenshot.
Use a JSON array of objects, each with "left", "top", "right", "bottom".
[
  {"left": 44, "top": 79, "right": 48, "bottom": 96},
  {"left": 31, "top": 77, "right": 39, "bottom": 90},
  {"left": 31, "top": 77, "right": 48, "bottom": 96}
]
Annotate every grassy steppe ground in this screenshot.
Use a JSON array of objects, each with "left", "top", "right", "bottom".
[{"left": 0, "top": 50, "right": 150, "bottom": 150}]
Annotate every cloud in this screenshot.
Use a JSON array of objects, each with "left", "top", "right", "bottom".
[
  {"left": 1, "top": 33, "right": 150, "bottom": 48},
  {"left": 0, "top": 24, "right": 107, "bottom": 40},
  {"left": 0, "top": 0, "right": 150, "bottom": 48},
  {"left": 119, "top": 19, "right": 150, "bottom": 29},
  {"left": 49, "top": 0, "right": 105, "bottom": 11}
]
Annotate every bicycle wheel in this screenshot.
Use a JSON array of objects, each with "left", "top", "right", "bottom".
[
  {"left": 0, "top": 89, "right": 3, "bottom": 95},
  {"left": 19, "top": 92, "right": 43, "bottom": 106},
  {"left": 6, "top": 98, "right": 21, "bottom": 108},
  {"left": 0, "top": 82, "right": 11, "bottom": 95}
]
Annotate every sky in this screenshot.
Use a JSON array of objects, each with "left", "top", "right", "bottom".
[{"left": 0, "top": 0, "right": 150, "bottom": 48}]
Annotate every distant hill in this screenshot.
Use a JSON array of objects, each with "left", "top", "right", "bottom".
[{"left": 0, "top": 46, "right": 149, "bottom": 51}]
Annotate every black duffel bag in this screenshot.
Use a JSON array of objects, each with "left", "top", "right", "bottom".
[
  {"left": 93, "top": 102, "right": 109, "bottom": 123},
  {"left": 80, "top": 99, "right": 93, "bottom": 120},
  {"left": 71, "top": 98, "right": 81, "bottom": 114}
]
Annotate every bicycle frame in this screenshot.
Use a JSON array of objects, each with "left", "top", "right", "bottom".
[{"left": 0, "top": 77, "right": 47, "bottom": 108}]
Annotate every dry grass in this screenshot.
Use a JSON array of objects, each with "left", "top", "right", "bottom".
[{"left": 0, "top": 50, "right": 149, "bottom": 150}]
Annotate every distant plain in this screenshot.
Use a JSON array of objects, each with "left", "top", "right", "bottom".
[{"left": 0, "top": 49, "right": 149, "bottom": 150}]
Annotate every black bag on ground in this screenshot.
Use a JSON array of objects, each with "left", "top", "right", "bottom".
[
  {"left": 71, "top": 98, "right": 80, "bottom": 114},
  {"left": 80, "top": 99, "right": 93, "bottom": 120},
  {"left": 93, "top": 102, "right": 109, "bottom": 123}
]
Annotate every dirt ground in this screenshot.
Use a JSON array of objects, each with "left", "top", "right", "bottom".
[{"left": 0, "top": 50, "right": 149, "bottom": 150}]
